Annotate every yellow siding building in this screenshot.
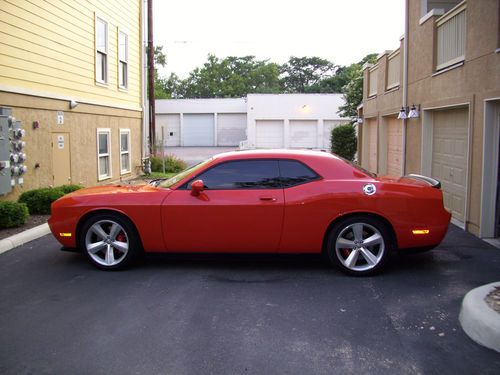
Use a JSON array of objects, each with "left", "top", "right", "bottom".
[{"left": 0, "top": 0, "right": 145, "bottom": 199}]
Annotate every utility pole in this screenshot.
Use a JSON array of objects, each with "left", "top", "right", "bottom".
[{"left": 147, "top": 0, "right": 155, "bottom": 155}]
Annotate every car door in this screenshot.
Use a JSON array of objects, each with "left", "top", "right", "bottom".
[{"left": 162, "top": 159, "right": 284, "bottom": 253}]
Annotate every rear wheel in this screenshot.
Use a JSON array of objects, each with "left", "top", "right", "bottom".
[
  {"left": 327, "top": 216, "right": 391, "bottom": 276},
  {"left": 78, "top": 213, "right": 141, "bottom": 270}
]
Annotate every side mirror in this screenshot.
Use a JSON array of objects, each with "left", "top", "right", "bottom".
[{"left": 190, "top": 179, "right": 205, "bottom": 196}]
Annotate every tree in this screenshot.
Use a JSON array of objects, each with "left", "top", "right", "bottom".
[
  {"left": 338, "top": 53, "right": 378, "bottom": 120},
  {"left": 152, "top": 46, "right": 170, "bottom": 99},
  {"left": 330, "top": 124, "right": 357, "bottom": 161},
  {"left": 279, "top": 56, "right": 337, "bottom": 93},
  {"left": 177, "top": 55, "right": 281, "bottom": 98}
]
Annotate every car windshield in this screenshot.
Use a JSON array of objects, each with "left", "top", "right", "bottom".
[{"left": 157, "top": 158, "right": 213, "bottom": 188}]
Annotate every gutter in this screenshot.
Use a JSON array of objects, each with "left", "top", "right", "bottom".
[{"left": 402, "top": 0, "right": 409, "bottom": 175}]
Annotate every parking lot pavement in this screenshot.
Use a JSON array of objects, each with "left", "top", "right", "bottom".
[{"left": 0, "top": 225, "right": 499, "bottom": 375}]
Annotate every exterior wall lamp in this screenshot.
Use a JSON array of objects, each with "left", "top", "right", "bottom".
[
  {"left": 69, "top": 100, "right": 79, "bottom": 109},
  {"left": 398, "top": 104, "right": 419, "bottom": 120}
]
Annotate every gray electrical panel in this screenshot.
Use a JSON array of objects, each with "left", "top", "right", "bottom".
[{"left": 0, "top": 107, "right": 27, "bottom": 196}]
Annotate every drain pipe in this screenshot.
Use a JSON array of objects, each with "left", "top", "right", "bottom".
[{"left": 402, "top": 0, "right": 409, "bottom": 175}]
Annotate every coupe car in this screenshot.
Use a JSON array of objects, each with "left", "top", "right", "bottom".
[{"left": 49, "top": 150, "right": 451, "bottom": 275}]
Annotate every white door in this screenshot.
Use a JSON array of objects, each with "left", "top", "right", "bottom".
[
  {"left": 255, "top": 120, "right": 284, "bottom": 148},
  {"left": 289, "top": 120, "right": 317, "bottom": 148},
  {"left": 432, "top": 108, "right": 468, "bottom": 223},
  {"left": 386, "top": 117, "right": 403, "bottom": 176},
  {"left": 217, "top": 113, "right": 247, "bottom": 146},
  {"left": 182, "top": 114, "right": 214, "bottom": 146}
]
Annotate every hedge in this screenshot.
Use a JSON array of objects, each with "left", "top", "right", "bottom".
[
  {"left": 330, "top": 123, "right": 357, "bottom": 162},
  {"left": 0, "top": 201, "right": 29, "bottom": 228},
  {"left": 150, "top": 155, "right": 187, "bottom": 173},
  {"left": 18, "top": 184, "right": 83, "bottom": 215}
]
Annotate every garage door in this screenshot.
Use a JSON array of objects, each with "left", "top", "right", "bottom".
[
  {"left": 156, "top": 114, "right": 180, "bottom": 147},
  {"left": 255, "top": 120, "right": 284, "bottom": 148},
  {"left": 386, "top": 117, "right": 403, "bottom": 176},
  {"left": 362, "top": 119, "right": 378, "bottom": 173},
  {"left": 290, "top": 120, "right": 317, "bottom": 148},
  {"left": 217, "top": 113, "right": 247, "bottom": 146},
  {"left": 182, "top": 114, "right": 214, "bottom": 146},
  {"left": 432, "top": 108, "right": 468, "bottom": 223}
]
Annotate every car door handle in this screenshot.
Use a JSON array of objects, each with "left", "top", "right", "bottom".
[{"left": 260, "top": 196, "right": 277, "bottom": 202}]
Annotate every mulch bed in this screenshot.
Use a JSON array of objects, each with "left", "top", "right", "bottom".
[
  {"left": 0, "top": 214, "right": 50, "bottom": 241},
  {"left": 485, "top": 286, "right": 500, "bottom": 314}
]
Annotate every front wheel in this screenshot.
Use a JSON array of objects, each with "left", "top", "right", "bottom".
[
  {"left": 327, "top": 216, "right": 392, "bottom": 276},
  {"left": 78, "top": 213, "right": 141, "bottom": 270}
]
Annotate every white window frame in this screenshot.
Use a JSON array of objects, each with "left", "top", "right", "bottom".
[
  {"left": 118, "top": 29, "right": 128, "bottom": 90},
  {"left": 97, "top": 128, "right": 112, "bottom": 180},
  {"left": 95, "top": 15, "right": 108, "bottom": 85},
  {"left": 119, "top": 128, "right": 131, "bottom": 174}
]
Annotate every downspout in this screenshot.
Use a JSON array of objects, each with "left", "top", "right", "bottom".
[
  {"left": 141, "top": 0, "right": 148, "bottom": 160},
  {"left": 402, "top": 0, "right": 409, "bottom": 175}
]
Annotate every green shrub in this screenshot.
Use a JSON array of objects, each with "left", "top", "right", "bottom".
[
  {"left": 58, "top": 184, "right": 83, "bottom": 194},
  {"left": 330, "top": 123, "right": 357, "bottom": 161},
  {"left": 18, "top": 187, "right": 65, "bottom": 215},
  {"left": 150, "top": 155, "right": 187, "bottom": 173},
  {"left": 0, "top": 201, "right": 29, "bottom": 228}
]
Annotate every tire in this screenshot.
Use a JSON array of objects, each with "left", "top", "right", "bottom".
[
  {"left": 78, "top": 212, "right": 141, "bottom": 270},
  {"left": 327, "top": 215, "right": 392, "bottom": 276}
]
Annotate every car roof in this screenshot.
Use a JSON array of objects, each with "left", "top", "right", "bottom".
[{"left": 212, "top": 149, "right": 339, "bottom": 162}]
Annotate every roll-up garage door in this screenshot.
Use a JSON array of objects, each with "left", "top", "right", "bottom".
[
  {"left": 386, "top": 117, "right": 403, "bottom": 176},
  {"left": 432, "top": 108, "right": 468, "bottom": 223},
  {"left": 290, "top": 120, "right": 317, "bottom": 148},
  {"left": 182, "top": 114, "right": 214, "bottom": 146},
  {"left": 255, "top": 120, "right": 284, "bottom": 148},
  {"left": 217, "top": 113, "right": 247, "bottom": 146}
]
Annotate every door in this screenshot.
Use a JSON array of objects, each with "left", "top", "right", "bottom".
[
  {"left": 255, "top": 120, "right": 284, "bottom": 148},
  {"left": 182, "top": 114, "right": 214, "bottom": 146},
  {"left": 432, "top": 108, "right": 468, "bottom": 223},
  {"left": 289, "top": 120, "right": 317, "bottom": 148},
  {"left": 362, "top": 119, "right": 378, "bottom": 173},
  {"left": 217, "top": 113, "right": 247, "bottom": 146},
  {"left": 52, "top": 133, "right": 71, "bottom": 186},
  {"left": 163, "top": 159, "right": 284, "bottom": 252},
  {"left": 157, "top": 114, "right": 180, "bottom": 147},
  {"left": 386, "top": 117, "right": 403, "bottom": 176}
]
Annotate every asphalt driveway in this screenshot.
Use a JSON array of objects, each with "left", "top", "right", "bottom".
[{"left": 0, "top": 225, "right": 499, "bottom": 374}]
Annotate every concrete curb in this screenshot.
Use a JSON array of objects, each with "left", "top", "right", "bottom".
[
  {"left": 0, "top": 223, "right": 50, "bottom": 255},
  {"left": 459, "top": 281, "right": 500, "bottom": 353}
]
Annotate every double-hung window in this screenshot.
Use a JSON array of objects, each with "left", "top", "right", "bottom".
[
  {"left": 97, "top": 129, "right": 111, "bottom": 180},
  {"left": 95, "top": 16, "right": 108, "bottom": 84},
  {"left": 118, "top": 30, "right": 128, "bottom": 89},
  {"left": 120, "top": 129, "right": 131, "bottom": 174}
]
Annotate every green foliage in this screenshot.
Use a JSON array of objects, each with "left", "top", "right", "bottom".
[
  {"left": 18, "top": 187, "right": 65, "bottom": 215},
  {"left": 280, "top": 56, "right": 337, "bottom": 93},
  {"left": 330, "top": 124, "right": 357, "bottom": 161},
  {"left": 338, "top": 53, "right": 378, "bottom": 120},
  {"left": 0, "top": 201, "right": 29, "bottom": 228},
  {"left": 58, "top": 184, "right": 83, "bottom": 194},
  {"left": 150, "top": 155, "right": 187, "bottom": 173},
  {"left": 138, "top": 172, "right": 176, "bottom": 180}
]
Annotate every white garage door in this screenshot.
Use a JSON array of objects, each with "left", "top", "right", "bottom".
[
  {"left": 290, "top": 120, "right": 317, "bottom": 148},
  {"left": 386, "top": 117, "right": 403, "bottom": 176},
  {"left": 432, "top": 108, "right": 468, "bottom": 223},
  {"left": 156, "top": 114, "right": 180, "bottom": 147},
  {"left": 217, "top": 113, "right": 247, "bottom": 146},
  {"left": 182, "top": 114, "right": 215, "bottom": 146},
  {"left": 256, "top": 120, "right": 284, "bottom": 148}
]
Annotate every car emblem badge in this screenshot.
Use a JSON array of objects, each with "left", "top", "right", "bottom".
[{"left": 363, "top": 184, "right": 376, "bottom": 196}]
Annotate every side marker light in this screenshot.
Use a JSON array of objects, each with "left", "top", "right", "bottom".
[
  {"left": 412, "top": 229, "right": 430, "bottom": 235},
  {"left": 59, "top": 233, "right": 72, "bottom": 237}
]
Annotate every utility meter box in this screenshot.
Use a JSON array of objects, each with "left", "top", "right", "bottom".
[{"left": 0, "top": 107, "right": 12, "bottom": 195}]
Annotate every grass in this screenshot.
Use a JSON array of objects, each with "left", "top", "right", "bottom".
[{"left": 138, "top": 172, "right": 176, "bottom": 180}]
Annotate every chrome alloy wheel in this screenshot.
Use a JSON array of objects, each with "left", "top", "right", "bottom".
[
  {"left": 84, "top": 219, "right": 129, "bottom": 267},
  {"left": 335, "top": 222, "right": 385, "bottom": 272}
]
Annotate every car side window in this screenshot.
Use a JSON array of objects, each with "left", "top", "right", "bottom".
[
  {"left": 189, "top": 160, "right": 281, "bottom": 190},
  {"left": 279, "top": 160, "right": 320, "bottom": 188}
]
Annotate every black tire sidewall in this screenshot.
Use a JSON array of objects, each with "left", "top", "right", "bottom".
[
  {"left": 327, "top": 215, "right": 391, "bottom": 276},
  {"left": 78, "top": 213, "right": 140, "bottom": 271}
]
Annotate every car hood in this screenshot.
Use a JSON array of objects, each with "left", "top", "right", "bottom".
[{"left": 65, "top": 184, "right": 162, "bottom": 197}]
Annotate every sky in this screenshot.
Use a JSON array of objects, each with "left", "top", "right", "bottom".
[{"left": 153, "top": 0, "right": 405, "bottom": 79}]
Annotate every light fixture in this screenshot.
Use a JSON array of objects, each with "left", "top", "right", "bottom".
[
  {"left": 357, "top": 117, "right": 363, "bottom": 124},
  {"left": 300, "top": 104, "right": 310, "bottom": 114},
  {"left": 397, "top": 104, "right": 420, "bottom": 120},
  {"left": 69, "top": 100, "right": 79, "bottom": 109}
]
